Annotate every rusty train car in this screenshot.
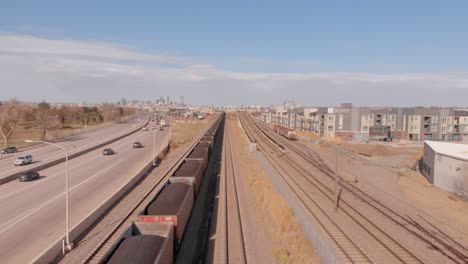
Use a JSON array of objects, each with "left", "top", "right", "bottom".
[
  {"left": 273, "top": 125, "right": 297, "bottom": 140},
  {"left": 102, "top": 113, "right": 224, "bottom": 264}
]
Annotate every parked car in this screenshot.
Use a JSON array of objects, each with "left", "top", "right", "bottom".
[
  {"left": 103, "top": 148, "right": 115, "bottom": 155},
  {"left": 133, "top": 142, "right": 143, "bottom": 148},
  {"left": 14, "top": 155, "right": 32, "bottom": 166},
  {"left": 1, "top": 147, "right": 17, "bottom": 154},
  {"left": 159, "top": 126, "right": 164, "bottom": 131},
  {"left": 379, "top": 137, "right": 393, "bottom": 142},
  {"left": 142, "top": 127, "right": 148, "bottom": 131},
  {"left": 19, "top": 170, "right": 40, "bottom": 182}
]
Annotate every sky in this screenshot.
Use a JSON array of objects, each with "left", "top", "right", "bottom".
[{"left": 1, "top": 1, "right": 468, "bottom": 106}]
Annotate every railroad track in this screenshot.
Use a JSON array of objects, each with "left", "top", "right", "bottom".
[
  {"left": 219, "top": 121, "right": 248, "bottom": 264},
  {"left": 81, "top": 119, "right": 218, "bottom": 264},
  {"left": 245, "top": 112, "right": 468, "bottom": 264},
  {"left": 239, "top": 112, "right": 372, "bottom": 263},
  {"left": 293, "top": 141, "right": 468, "bottom": 263}
]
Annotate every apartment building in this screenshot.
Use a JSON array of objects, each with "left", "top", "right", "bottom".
[{"left": 262, "top": 106, "right": 468, "bottom": 142}]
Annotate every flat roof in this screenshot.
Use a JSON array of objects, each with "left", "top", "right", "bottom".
[{"left": 425, "top": 140, "right": 468, "bottom": 161}]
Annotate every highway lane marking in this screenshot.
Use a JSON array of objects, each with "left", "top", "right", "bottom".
[
  {"left": 0, "top": 131, "right": 150, "bottom": 201},
  {"left": 0, "top": 130, "right": 165, "bottom": 232},
  {"left": 0, "top": 124, "right": 134, "bottom": 162},
  {"left": 0, "top": 127, "right": 163, "bottom": 235},
  {"left": 0, "top": 130, "right": 149, "bottom": 200},
  {"left": 0, "top": 123, "right": 144, "bottom": 177},
  {"left": 0, "top": 159, "right": 122, "bottom": 235},
  {"left": 0, "top": 130, "right": 169, "bottom": 245}
]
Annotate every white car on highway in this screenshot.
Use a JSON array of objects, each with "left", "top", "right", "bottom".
[{"left": 14, "top": 155, "right": 33, "bottom": 166}]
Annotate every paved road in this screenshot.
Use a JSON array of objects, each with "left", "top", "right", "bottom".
[
  {"left": 0, "top": 124, "right": 171, "bottom": 264},
  {"left": 0, "top": 116, "right": 149, "bottom": 183}
]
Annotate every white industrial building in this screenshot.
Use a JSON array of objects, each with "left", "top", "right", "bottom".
[{"left": 421, "top": 141, "right": 468, "bottom": 198}]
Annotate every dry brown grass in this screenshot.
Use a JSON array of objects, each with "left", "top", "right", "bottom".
[
  {"left": 0, "top": 121, "right": 109, "bottom": 148},
  {"left": 406, "top": 150, "right": 423, "bottom": 167},
  {"left": 230, "top": 114, "right": 320, "bottom": 264},
  {"left": 169, "top": 117, "right": 212, "bottom": 149}
]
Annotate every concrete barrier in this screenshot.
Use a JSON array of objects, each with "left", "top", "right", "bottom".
[
  {"left": 0, "top": 118, "right": 150, "bottom": 185},
  {"left": 30, "top": 138, "right": 170, "bottom": 264}
]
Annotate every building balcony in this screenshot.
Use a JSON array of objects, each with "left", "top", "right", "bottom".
[{"left": 424, "top": 117, "right": 431, "bottom": 125}]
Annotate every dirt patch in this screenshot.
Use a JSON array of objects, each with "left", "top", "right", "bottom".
[
  {"left": 230, "top": 114, "right": 320, "bottom": 264},
  {"left": 302, "top": 137, "right": 468, "bottom": 252},
  {"left": 341, "top": 143, "right": 397, "bottom": 157}
]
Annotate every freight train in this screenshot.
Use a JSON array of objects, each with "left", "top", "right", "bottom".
[
  {"left": 103, "top": 113, "right": 224, "bottom": 264},
  {"left": 273, "top": 125, "right": 297, "bottom": 140}
]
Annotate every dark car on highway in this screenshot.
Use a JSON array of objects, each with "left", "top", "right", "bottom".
[
  {"left": 19, "top": 170, "right": 40, "bottom": 182},
  {"left": 133, "top": 142, "right": 143, "bottom": 148},
  {"left": 1, "top": 147, "right": 17, "bottom": 154},
  {"left": 103, "top": 148, "right": 115, "bottom": 155}
]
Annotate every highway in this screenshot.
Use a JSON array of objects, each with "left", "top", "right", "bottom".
[
  {"left": 0, "top": 116, "right": 148, "bottom": 183},
  {"left": 0, "top": 122, "right": 170, "bottom": 263}
]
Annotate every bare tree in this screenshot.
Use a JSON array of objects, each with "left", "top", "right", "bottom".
[
  {"left": 100, "top": 103, "right": 120, "bottom": 122},
  {"left": 0, "top": 99, "right": 22, "bottom": 147},
  {"left": 54, "top": 105, "right": 70, "bottom": 129},
  {"left": 35, "top": 101, "right": 52, "bottom": 141},
  {"left": 122, "top": 106, "right": 136, "bottom": 119}
]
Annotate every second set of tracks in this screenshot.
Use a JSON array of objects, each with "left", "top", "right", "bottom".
[
  {"left": 217, "top": 118, "right": 248, "bottom": 264},
  {"left": 238, "top": 111, "right": 468, "bottom": 264}
]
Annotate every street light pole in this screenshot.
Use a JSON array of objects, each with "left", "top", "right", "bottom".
[
  {"left": 84, "top": 113, "right": 88, "bottom": 129},
  {"left": 25, "top": 139, "right": 72, "bottom": 252}
]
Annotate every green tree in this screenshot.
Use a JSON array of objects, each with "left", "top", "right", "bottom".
[{"left": 35, "top": 101, "right": 52, "bottom": 141}]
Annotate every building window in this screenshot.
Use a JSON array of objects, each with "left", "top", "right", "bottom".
[
  {"left": 328, "top": 125, "right": 334, "bottom": 131},
  {"left": 442, "top": 117, "right": 447, "bottom": 124},
  {"left": 338, "top": 115, "right": 343, "bottom": 130},
  {"left": 362, "top": 126, "right": 368, "bottom": 132}
]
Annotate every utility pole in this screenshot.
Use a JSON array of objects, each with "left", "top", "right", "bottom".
[
  {"left": 152, "top": 113, "right": 157, "bottom": 166},
  {"left": 277, "top": 126, "right": 280, "bottom": 157},
  {"left": 334, "top": 146, "right": 342, "bottom": 211}
]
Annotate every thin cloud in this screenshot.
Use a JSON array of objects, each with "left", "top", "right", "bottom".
[{"left": 0, "top": 33, "right": 467, "bottom": 106}]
